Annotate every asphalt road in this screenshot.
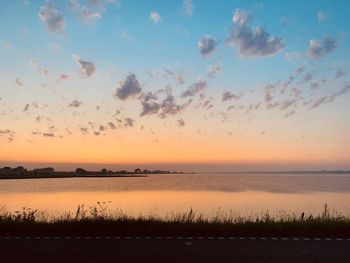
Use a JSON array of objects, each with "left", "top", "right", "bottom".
[{"left": 0, "top": 236, "right": 349, "bottom": 263}]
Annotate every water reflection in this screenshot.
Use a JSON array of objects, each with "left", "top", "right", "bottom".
[
  {"left": 1, "top": 173, "right": 350, "bottom": 217},
  {"left": 1, "top": 191, "right": 350, "bottom": 217}
]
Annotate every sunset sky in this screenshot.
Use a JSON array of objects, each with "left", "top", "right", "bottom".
[{"left": 0, "top": 0, "right": 349, "bottom": 171}]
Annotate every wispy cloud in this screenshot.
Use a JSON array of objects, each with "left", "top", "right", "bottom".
[
  {"left": 181, "top": 0, "right": 193, "bottom": 17},
  {"left": 317, "top": 11, "right": 326, "bottom": 23},
  {"left": 150, "top": 11, "right": 161, "bottom": 24},
  {"left": 207, "top": 64, "right": 223, "bottom": 78}
]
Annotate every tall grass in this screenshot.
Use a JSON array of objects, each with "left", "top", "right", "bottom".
[{"left": 0, "top": 202, "right": 349, "bottom": 236}]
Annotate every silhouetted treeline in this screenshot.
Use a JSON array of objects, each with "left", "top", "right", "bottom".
[
  {"left": 74, "top": 167, "right": 180, "bottom": 175},
  {"left": 0, "top": 166, "right": 180, "bottom": 177}
]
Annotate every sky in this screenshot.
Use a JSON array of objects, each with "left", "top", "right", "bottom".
[{"left": 0, "top": 0, "right": 350, "bottom": 171}]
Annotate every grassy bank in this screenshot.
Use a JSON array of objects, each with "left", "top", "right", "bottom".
[{"left": 1, "top": 203, "right": 349, "bottom": 237}]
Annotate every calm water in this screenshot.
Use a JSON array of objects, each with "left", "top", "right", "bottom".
[{"left": 1, "top": 173, "right": 350, "bottom": 217}]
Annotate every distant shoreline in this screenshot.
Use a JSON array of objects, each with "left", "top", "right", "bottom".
[{"left": 0, "top": 173, "right": 148, "bottom": 180}]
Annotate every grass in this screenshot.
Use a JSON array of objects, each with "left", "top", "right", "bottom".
[{"left": 1, "top": 203, "right": 350, "bottom": 237}]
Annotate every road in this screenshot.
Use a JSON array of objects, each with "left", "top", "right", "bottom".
[{"left": 0, "top": 236, "right": 349, "bottom": 263}]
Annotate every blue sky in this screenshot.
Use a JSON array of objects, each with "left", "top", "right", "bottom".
[{"left": 0, "top": 0, "right": 350, "bottom": 170}]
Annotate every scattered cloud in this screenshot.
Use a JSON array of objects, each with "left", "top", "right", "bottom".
[
  {"left": 308, "top": 84, "right": 350, "bottom": 110},
  {"left": 335, "top": 70, "right": 346, "bottom": 80},
  {"left": 140, "top": 101, "right": 160, "bottom": 117},
  {"left": 177, "top": 118, "right": 185, "bottom": 127},
  {"left": 38, "top": 1, "right": 65, "bottom": 34},
  {"left": 15, "top": 78, "right": 23, "bottom": 86},
  {"left": 115, "top": 74, "right": 142, "bottom": 100},
  {"left": 181, "top": 0, "right": 193, "bottom": 17},
  {"left": 207, "top": 64, "right": 223, "bottom": 78},
  {"left": 120, "top": 30, "right": 134, "bottom": 41},
  {"left": 222, "top": 91, "right": 242, "bottom": 102},
  {"left": 58, "top": 73, "right": 70, "bottom": 81},
  {"left": 150, "top": 11, "right": 161, "bottom": 24},
  {"left": 124, "top": 117, "right": 134, "bottom": 128},
  {"left": 140, "top": 89, "right": 192, "bottom": 118},
  {"left": 107, "top": 122, "right": 116, "bottom": 129},
  {"left": 308, "top": 36, "right": 337, "bottom": 59},
  {"left": 317, "top": 11, "right": 326, "bottom": 23},
  {"left": 69, "top": 0, "right": 117, "bottom": 23},
  {"left": 43, "top": 132, "right": 55, "bottom": 137},
  {"left": 68, "top": 100, "right": 82, "bottom": 107},
  {"left": 180, "top": 79, "right": 207, "bottom": 98},
  {"left": 23, "top": 104, "right": 30, "bottom": 112},
  {"left": 49, "top": 43, "right": 61, "bottom": 52},
  {"left": 198, "top": 35, "right": 218, "bottom": 57},
  {"left": 226, "top": 9, "right": 284, "bottom": 58},
  {"left": 164, "top": 69, "right": 186, "bottom": 85},
  {"left": 73, "top": 55, "right": 96, "bottom": 78},
  {"left": 284, "top": 51, "right": 303, "bottom": 62},
  {"left": 0, "top": 41, "right": 11, "bottom": 48},
  {"left": 284, "top": 110, "right": 295, "bottom": 118}
]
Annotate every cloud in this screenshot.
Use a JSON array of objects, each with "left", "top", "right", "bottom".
[
  {"left": 68, "top": 100, "right": 82, "bottom": 107},
  {"left": 69, "top": 0, "right": 101, "bottom": 23},
  {"left": 43, "top": 132, "right": 55, "bottom": 137},
  {"left": 164, "top": 69, "right": 186, "bottom": 85},
  {"left": 0, "top": 129, "right": 15, "bottom": 135},
  {"left": 15, "top": 78, "right": 23, "bottom": 86},
  {"left": 308, "top": 84, "right": 350, "bottom": 110},
  {"left": 23, "top": 104, "right": 30, "bottom": 112},
  {"left": 58, "top": 73, "right": 70, "bottom": 81},
  {"left": 307, "top": 36, "right": 337, "bottom": 59},
  {"left": 284, "top": 110, "right": 295, "bottom": 118},
  {"left": 198, "top": 35, "right": 218, "bottom": 57},
  {"left": 280, "top": 100, "right": 295, "bottom": 110},
  {"left": 49, "top": 43, "right": 61, "bottom": 52},
  {"left": 180, "top": 79, "right": 207, "bottom": 98},
  {"left": 207, "top": 64, "right": 223, "bottom": 78},
  {"left": 159, "top": 96, "right": 192, "bottom": 118},
  {"left": 69, "top": 0, "right": 117, "bottom": 23},
  {"left": 73, "top": 55, "right": 96, "bottom": 78},
  {"left": 177, "top": 118, "right": 185, "bottom": 127},
  {"left": 124, "top": 117, "right": 134, "bottom": 128},
  {"left": 140, "top": 89, "right": 192, "bottom": 118},
  {"left": 140, "top": 101, "right": 160, "bottom": 117},
  {"left": 181, "top": 0, "right": 193, "bottom": 17},
  {"left": 115, "top": 74, "right": 142, "bottom": 100},
  {"left": 317, "top": 11, "right": 326, "bottom": 23},
  {"left": 284, "top": 52, "right": 303, "bottom": 62},
  {"left": 120, "top": 30, "right": 134, "bottom": 41},
  {"left": 80, "top": 127, "right": 89, "bottom": 134},
  {"left": 0, "top": 41, "right": 11, "bottom": 48},
  {"left": 226, "top": 9, "right": 284, "bottom": 58},
  {"left": 222, "top": 91, "right": 242, "bottom": 102},
  {"left": 107, "top": 122, "right": 116, "bottom": 129},
  {"left": 0, "top": 129, "right": 15, "bottom": 142},
  {"left": 38, "top": 1, "right": 65, "bottom": 34},
  {"left": 150, "top": 11, "right": 161, "bottom": 24},
  {"left": 335, "top": 70, "right": 346, "bottom": 80}
]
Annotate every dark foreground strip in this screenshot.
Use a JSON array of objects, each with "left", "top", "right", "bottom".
[{"left": 0, "top": 236, "right": 350, "bottom": 241}]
